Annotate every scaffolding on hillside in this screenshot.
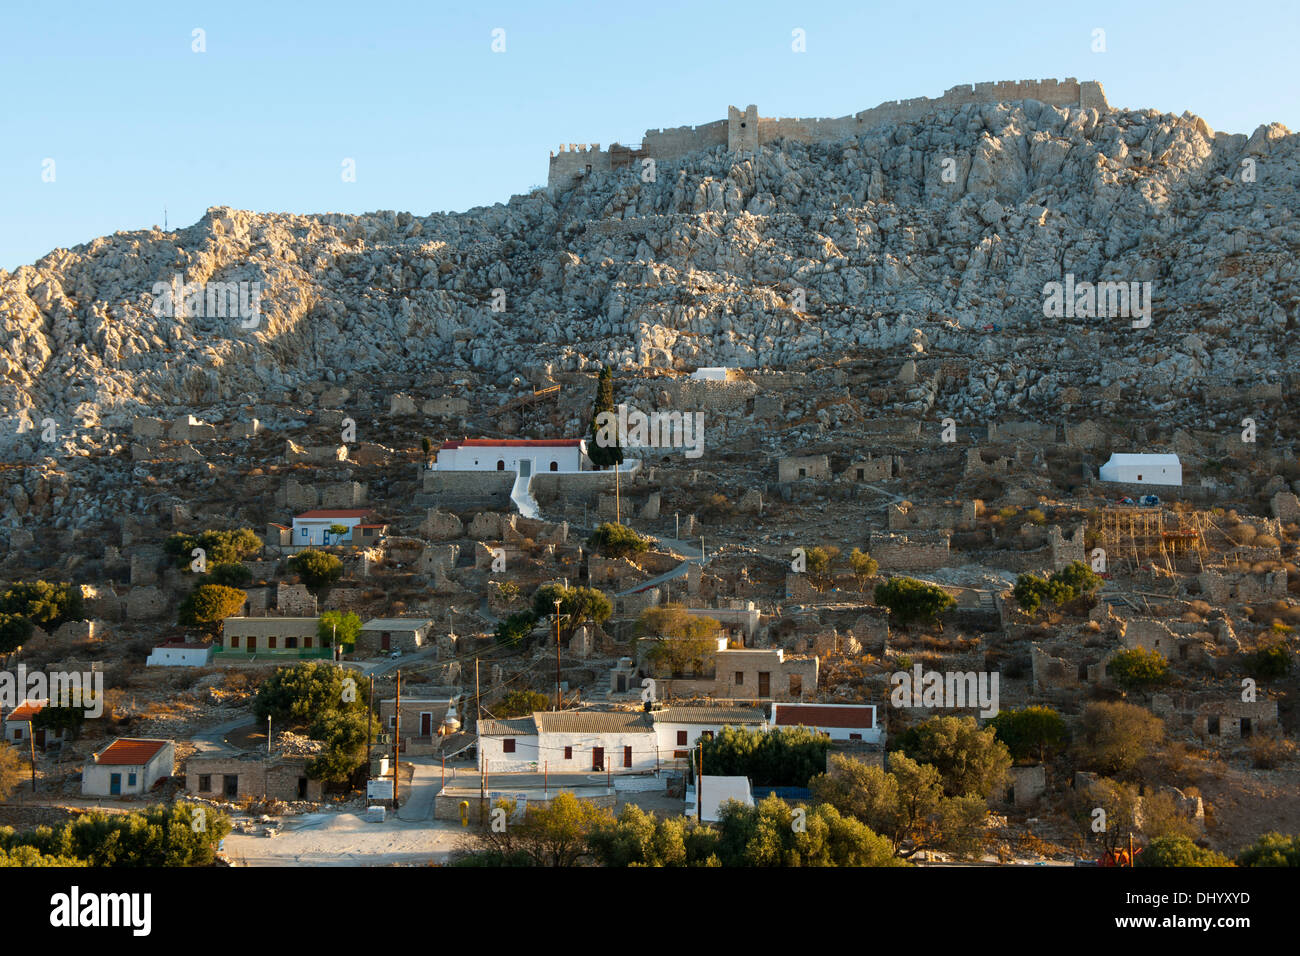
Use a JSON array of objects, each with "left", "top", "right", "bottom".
[{"left": 1095, "top": 506, "right": 1209, "bottom": 574}]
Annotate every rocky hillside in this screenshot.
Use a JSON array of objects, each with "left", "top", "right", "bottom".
[{"left": 2, "top": 95, "right": 1297, "bottom": 455}]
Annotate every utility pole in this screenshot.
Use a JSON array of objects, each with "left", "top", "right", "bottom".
[
  {"left": 366, "top": 675, "right": 374, "bottom": 776},
  {"left": 554, "top": 599, "right": 563, "bottom": 711},
  {"left": 615, "top": 464, "right": 621, "bottom": 525},
  {"left": 393, "top": 669, "right": 401, "bottom": 810},
  {"left": 697, "top": 740, "right": 703, "bottom": 822},
  {"left": 474, "top": 658, "right": 480, "bottom": 728},
  {"left": 267, "top": 716, "right": 271, "bottom": 755},
  {"left": 27, "top": 721, "right": 36, "bottom": 793}
]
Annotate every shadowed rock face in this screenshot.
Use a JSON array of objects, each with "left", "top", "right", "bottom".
[{"left": 1, "top": 95, "right": 1295, "bottom": 452}]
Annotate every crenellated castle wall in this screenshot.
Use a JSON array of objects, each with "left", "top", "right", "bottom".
[{"left": 547, "top": 78, "right": 1107, "bottom": 189}]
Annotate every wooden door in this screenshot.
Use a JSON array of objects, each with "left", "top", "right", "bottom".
[
  {"left": 421, "top": 713, "right": 433, "bottom": 736},
  {"left": 592, "top": 747, "right": 604, "bottom": 771},
  {"left": 758, "top": 672, "right": 771, "bottom": 697},
  {"left": 623, "top": 745, "right": 632, "bottom": 768}
]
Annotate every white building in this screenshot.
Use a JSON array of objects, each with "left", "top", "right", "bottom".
[
  {"left": 535, "top": 711, "right": 658, "bottom": 772},
  {"left": 476, "top": 711, "right": 660, "bottom": 773},
  {"left": 690, "top": 368, "right": 732, "bottom": 382},
  {"left": 82, "top": 738, "right": 175, "bottom": 797},
  {"left": 687, "top": 775, "right": 754, "bottom": 822},
  {"left": 476, "top": 717, "right": 542, "bottom": 773},
  {"left": 433, "top": 438, "right": 589, "bottom": 474},
  {"left": 291, "top": 509, "right": 381, "bottom": 547},
  {"left": 770, "top": 702, "right": 882, "bottom": 744},
  {"left": 4, "top": 700, "right": 64, "bottom": 748},
  {"left": 652, "top": 705, "right": 766, "bottom": 765},
  {"left": 146, "top": 641, "right": 214, "bottom": 667},
  {"left": 1099, "top": 453, "right": 1182, "bottom": 487}
]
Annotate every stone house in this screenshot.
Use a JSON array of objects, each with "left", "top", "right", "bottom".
[
  {"left": 186, "top": 750, "right": 324, "bottom": 802},
  {"left": 1193, "top": 699, "right": 1278, "bottom": 739},
  {"left": 219, "top": 616, "right": 332, "bottom": 658},
  {"left": 778, "top": 455, "right": 830, "bottom": 481},
  {"left": 357, "top": 618, "right": 436, "bottom": 656},
  {"left": 714, "top": 648, "right": 818, "bottom": 701},
  {"left": 379, "top": 696, "right": 461, "bottom": 753}
]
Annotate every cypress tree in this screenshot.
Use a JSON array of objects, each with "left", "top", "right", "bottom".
[{"left": 587, "top": 366, "right": 624, "bottom": 469}]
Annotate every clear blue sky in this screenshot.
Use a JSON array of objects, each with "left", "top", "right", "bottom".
[{"left": 2, "top": 0, "right": 1296, "bottom": 270}]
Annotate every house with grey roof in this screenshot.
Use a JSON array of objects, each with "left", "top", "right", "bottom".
[
  {"left": 476, "top": 704, "right": 772, "bottom": 775},
  {"left": 652, "top": 705, "right": 767, "bottom": 766}
]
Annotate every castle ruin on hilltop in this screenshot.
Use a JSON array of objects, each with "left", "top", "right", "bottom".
[{"left": 548, "top": 78, "right": 1108, "bottom": 190}]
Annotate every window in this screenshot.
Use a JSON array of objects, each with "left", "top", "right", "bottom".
[
  {"left": 128, "top": 773, "right": 137, "bottom": 787},
  {"left": 550, "top": 461, "right": 558, "bottom": 472},
  {"left": 231, "top": 635, "right": 240, "bottom": 648},
  {"left": 198, "top": 775, "right": 211, "bottom": 791},
  {"left": 300, "top": 528, "right": 308, "bottom": 539},
  {"left": 286, "top": 637, "right": 298, "bottom": 649},
  {"left": 268, "top": 636, "right": 277, "bottom": 649},
  {"left": 676, "top": 730, "right": 688, "bottom": 746},
  {"left": 304, "top": 636, "right": 312, "bottom": 648},
  {"left": 503, "top": 738, "right": 516, "bottom": 754},
  {"left": 856, "top": 468, "right": 864, "bottom": 479},
  {"left": 389, "top": 716, "right": 397, "bottom": 729},
  {"left": 735, "top": 671, "right": 744, "bottom": 686},
  {"left": 497, "top": 460, "right": 505, "bottom": 471},
  {"left": 623, "top": 745, "right": 632, "bottom": 768},
  {"left": 564, "top": 746, "right": 572, "bottom": 760},
  {"left": 798, "top": 468, "right": 807, "bottom": 478},
  {"left": 13, "top": 727, "right": 22, "bottom": 740},
  {"left": 849, "top": 733, "right": 862, "bottom": 741}
]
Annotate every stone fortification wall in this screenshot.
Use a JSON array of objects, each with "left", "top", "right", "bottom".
[{"left": 549, "top": 80, "right": 1106, "bottom": 188}]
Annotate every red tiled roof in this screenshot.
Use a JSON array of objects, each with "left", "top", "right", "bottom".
[
  {"left": 6, "top": 700, "right": 46, "bottom": 722},
  {"left": 295, "top": 510, "right": 373, "bottom": 519},
  {"left": 440, "top": 439, "right": 582, "bottom": 449},
  {"left": 355, "top": 524, "right": 387, "bottom": 529},
  {"left": 774, "top": 704, "right": 874, "bottom": 729},
  {"left": 268, "top": 522, "right": 290, "bottom": 530},
  {"left": 158, "top": 640, "right": 211, "bottom": 650},
  {"left": 95, "top": 739, "right": 170, "bottom": 766}
]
